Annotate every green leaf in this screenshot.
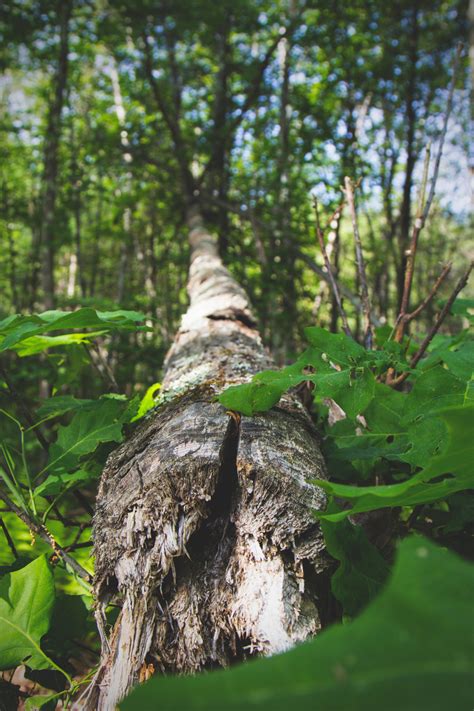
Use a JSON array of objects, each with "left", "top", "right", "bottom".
[
  {"left": 321, "top": 517, "right": 390, "bottom": 617},
  {"left": 421, "top": 334, "right": 474, "bottom": 381},
  {"left": 445, "top": 297, "right": 474, "bottom": 322},
  {"left": 45, "top": 593, "right": 93, "bottom": 658},
  {"left": 45, "top": 399, "right": 124, "bottom": 475},
  {"left": 0, "top": 557, "right": 56, "bottom": 671},
  {"left": 132, "top": 382, "right": 161, "bottom": 421},
  {"left": 317, "top": 405, "right": 474, "bottom": 521},
  {"left": 0, "top": 308, "right": 147, "bottom": 353},
  {"left": 13, "top": 331, "right": 106, "bottom": 357},
  {"left": 36, "top": 396, "right": 95, "bottom": 419},
  {"left": 121, "top": 537, "right": 474, "bottom": 711},
  {"left": 403, "top": 366, "right": 466, "bottom": 419},
  {"left": 25, "top": 692, "right": 64, "bottom": 710},
  {"left": 304, "top": 326, "right": 366, "bottom": 365},
  {"left": 219, "top": 378, "right": 290, "bottom": 416},
  {"left": 314, "top": 367, "right": 376, "bottom": 419},
  {"left": 442, "top": 492, "right": 474, "bottom": 534},
  {"left": 219, "top": 339, "right": 376, "bottom": 418},
  {"left": 326, "top": 368, "right": 468, "bottom": 473},
  {"left": 35, "top": 469, "right": 95, "bottom": 497}
]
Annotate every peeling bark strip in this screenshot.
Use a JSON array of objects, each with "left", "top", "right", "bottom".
[{"left": 87, "top": 208, "right": 327, "bottom": 710}]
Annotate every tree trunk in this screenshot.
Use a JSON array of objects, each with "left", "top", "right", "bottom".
[
  {"left": 397, "top": 5, "right": 419, "bottom": 308},
  {"left": 85, "top": 206, "right": 328, "bottom": 710},
  {"left": 106, "top": 55, "right": 134, "bottom": 305},
  {"left": 38, "top": 0, "right": 72, "bottom": 310}
]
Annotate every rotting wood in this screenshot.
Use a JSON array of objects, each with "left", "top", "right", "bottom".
[{"left": 84, "top": 206, "right": 328, "bottom": 710}]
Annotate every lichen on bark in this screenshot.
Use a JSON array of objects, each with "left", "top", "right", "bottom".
[{"left": 85, "top": 208, "right": 328, "bottom": 710}]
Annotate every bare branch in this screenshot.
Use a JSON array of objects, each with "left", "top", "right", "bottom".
[
  {"left": 313, "top": 198, "right": 352, "bottom": 338},
  {"left": 141, "top": 32, "right": 195, "bottom": 197},
  {"left": 393, "top": 143, "right": 431, "bottom": 343},
  {"left": 391, "top": 263, "right": 472, "bottom": 386},
  {"left": 392, "top": 45, "right": 463, "bottom": 347},
  {"left": 406, "top": 262, "right": 452, "bottom": 322},
  {"left": 201, "top": 12, "right": 304, "bottom": 184},
  {"left": 343, "top": 177, "right": 373, "bottom": 348},
  {"left": 422, "top": 42, "right": 463, "bottom": 224},
  {"left": 0, "top": 515, "right": 18, "bottom": 558}
]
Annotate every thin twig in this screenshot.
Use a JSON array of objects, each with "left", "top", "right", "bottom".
[
  {"left": 391, "top": 263, "right": 472, "bottom": 386},
  {"left": 72, "top": 489, "right": 94, "bottom": 516},
  {"left": 0, "top": 362, "right": 49, "bottom": 452},
  {"left": 83, "top": 344, "right": 118, "bottom": 392},
  {"left": 394, "top": 44, "right": 463, "bottom": 345},
  {"left": 200, "top": 192, "right": 377, "bottom": 322},
  {"left": 343, "top": 177, "right": 373, "bottom": 348},
  {"left": 405, "top": 262, "right": 452, "bottom": 321},
  {"left": 0, "top": 488, "right": 92, "bottom": 583},
  {"left": 324, "top": 197, "right": 346, "bottom": 233},
  {"left": 0, "top": 515, "right": 18, "bottom": 558},
  {"left": 393, "top": 143, "right": 431, "bottom": 344},
  {"left": 422, "top": 42, "right": 463, "bottom": 223},
  {"left": 67, "top": 521, "right": 87, "bottom": 550},
  {"left": 65, "top": 540, "right": 93, "bottom": 552},
  {"left": 313, "top": 198, "right": 352, "bottom": 337}
]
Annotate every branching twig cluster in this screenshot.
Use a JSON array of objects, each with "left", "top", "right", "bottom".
[
  {"left": 313, "top": 197, "right": 352, "bottom": 338},
  {"left": 314, "top": 43, "right": 470, "bottom": 387},
  {"left": 343, "top": 176, "right": 374, "bottom": 349}
]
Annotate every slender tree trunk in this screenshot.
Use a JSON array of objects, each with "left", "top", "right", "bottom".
[
  {"left": 38, "top": 0, "right": 72, "bottom": 309},
  {"left": 1, "top": 183, "right": 19, "bottom": 311},
  {"left": 329, "top": 212, "right": 342, "bottom": 333},
  {"left": 105, "top": 55, "right": 134, "bottom": 305},
  {"left": 276, "top": 12, "right": 297, "bottom": 357},
  {"left": 89, "top": 175, "right": 103, "bottom": 298},
  {"left": 70, "top": 120, "right": 86, "bottom": 298},
  {"left": 397, "top": 5, "right": 419, "bottom": 308},
  {"left": 469, "top": 0, "right": 474, "bottom": 187},
  {"left": 85, "top": 206, "right": 328, "bottom": 710},
  {"left": 210, "top": 23, "right": 232, "bottom": 254}
]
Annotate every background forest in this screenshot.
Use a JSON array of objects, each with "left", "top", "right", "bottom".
[
  {"left": 0, "top": 0, "right": 473, "bottom": 709},
  {"left": 1, "top": 0, "right": 472, "bottom": 364}
]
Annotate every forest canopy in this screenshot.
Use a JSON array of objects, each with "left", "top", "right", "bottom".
[{"left": 0, "top": 0, "right": 472, "bottom": 709}]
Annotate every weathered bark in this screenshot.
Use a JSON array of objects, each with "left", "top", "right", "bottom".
[{"left": 85, "top": 207, "right": 328, "bottom": 709}]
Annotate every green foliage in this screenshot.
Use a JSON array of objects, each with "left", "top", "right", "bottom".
[
  {"left": 0, "top": 556, "right": 59, "bottom": 673},
  {"left": 318, "top": 404, "right": 474, "bottom": 522},
  {"left": 121, "top": 536, "right": 474, "bottom": 711},
  {"left": 132, "top": 381, "right": 161, "bottom": 421},
  {"left": 320, "top": 515, "right": 390, "bottom": 617},
  {"left": 45, "top": 398, "right": 125, "bottom": 475},
  {"left": 0, "top": 308, "right": 148, "bottom": 355},
  {"left": 0, "top": 308, "right": 150, "bottom": 697},
  {"left": 219, "top": 323, "right": 474, "bottom": 523},
  {"left": 0, "top": 0, "right": 471, "bottom": 703},
  {"left": 219, "top": 326, "right": 388, "bottom": 417}
]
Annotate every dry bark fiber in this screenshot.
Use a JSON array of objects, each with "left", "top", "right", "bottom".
[{"left": 86, "top": 209, "right": 328, "bottom": 710}]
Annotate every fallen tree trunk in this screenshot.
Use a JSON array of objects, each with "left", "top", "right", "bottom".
[{"left": 86, "top": 206, "right": 328, "bottom": 710}]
